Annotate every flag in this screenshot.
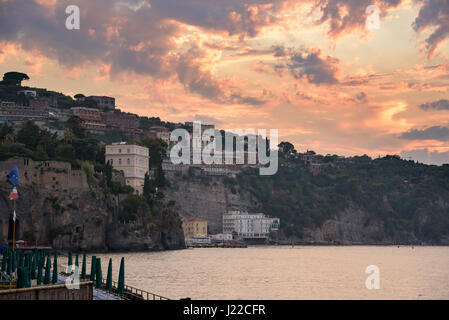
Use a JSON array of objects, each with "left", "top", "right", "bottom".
[
  {"left": 8, "top": 187, "right": 18, "bottom": 201},
  {"left": 7, "top": 165, "right": 19, "bottom": 187}
]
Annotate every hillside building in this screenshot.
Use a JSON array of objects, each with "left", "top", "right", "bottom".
[{"left": 105, "top": 142, "right": 149, "bottom": 195}]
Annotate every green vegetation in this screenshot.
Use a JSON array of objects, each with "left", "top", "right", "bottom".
[{"left": 234, "top": 148, "right": 449, "bottom": 243}]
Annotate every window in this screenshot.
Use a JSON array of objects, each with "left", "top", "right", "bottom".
[
  {"left": 118, "top": 159, "right": 122, "bottom": 165},
  {"left": 127, "top": 148, "right": 130, "bottom": 153},
  {"left": 119, "top": 149, "right": 122, "bottom": 153},
  {"left": 110, "top": 159, "right": 113, "bottom": 165},
  {"left": 127, "top": 158, "right": 130, "bottom": 165}
]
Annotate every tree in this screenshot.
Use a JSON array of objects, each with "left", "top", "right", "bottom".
[
  {"left": 1, "top": 72, "right": 30, "bottom": 86},
  {"left": 278, "top": 141, "right": 296, "bottom": 156},
  {"left": 74, "top": 94, "right": 85, "bottom": 100},
  {"left": 65, "top": 116, "right": 86, "bottom": 139},
  {"left": 0, "top": 123, "right": 13, "bottom": 142},
  {"left": 17, "top": 120, "right": 41, "bottom": 150},
  {"left": 143, "top": 172, "right": 153, "bottom": 200},
  {"left": 140, "top": 137, "right": 168, "bottom": 169}
]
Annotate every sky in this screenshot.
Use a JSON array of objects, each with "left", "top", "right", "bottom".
[{"left": 0, "top": 0, "right": 449, "bottom": 164}]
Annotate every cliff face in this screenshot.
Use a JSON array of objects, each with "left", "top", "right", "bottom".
[
  {"left": 165, "top": 175, "right": 257, "bottom": 234},
  {"left": 165, "top": 173, "right": 449, "bottom": 245},
  {"left": 0, "top": 182, "right": 185, "bottom": 252}
]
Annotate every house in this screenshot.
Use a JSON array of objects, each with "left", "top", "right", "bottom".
[
  {"left": 105, "top": 142, "right": 149, "bottom": 195},
  {"left": 223, "top": 211, "right": 279, "bottom": 240},
  {"left": 71, "top": 107, "right": 106, "bottom": 134},
  {"left": 182, "top": 217, "right": 208, "bottom": 238},
  {"left": 88, "top": 96, "right": 115, "bottom": 109}
]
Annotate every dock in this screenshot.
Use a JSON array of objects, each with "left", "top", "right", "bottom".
[{"left": 186, "top": 242, "right": 247, "bottom": 248}]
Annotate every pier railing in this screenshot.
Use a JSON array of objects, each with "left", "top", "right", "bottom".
[
  {"left": 98, "top": 278, "right": 170, "bottom": 300},
  {"left": 58, "top": 262, "right": 170, "bottom": 301}
]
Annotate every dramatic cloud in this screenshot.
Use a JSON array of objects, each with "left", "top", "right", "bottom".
[
  {"left": 313, "top": 0, "right": 403, "bottom": 39},
  {"left": 0, "top": 0, "right": 269, "bottom": 105},
  {"left": 419, "top": 99, "right": 449, "bottom": 111},
  {"left": 400, "top": 126, "right": 449, "bottom": 141},
  {"left": 272, "top": 46, "right": 340, "bottom": 85},
  {"left": 412, "top": 0, "right": 449, "bottom": 59}
]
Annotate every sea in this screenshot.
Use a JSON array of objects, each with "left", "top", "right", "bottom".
[{"left": 92, "top": 246, "right": 449, "bottom": 300}]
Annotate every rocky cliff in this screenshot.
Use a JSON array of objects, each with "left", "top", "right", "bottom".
[
  {"left": 0, "top": 180, "right": 185, "bottom": 252},
  {"left": 164, "top": 170, "right": 449, "bottom": 245}
]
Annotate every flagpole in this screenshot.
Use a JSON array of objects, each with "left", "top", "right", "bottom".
[{"left": 12, "top": 198, "right": 16, "bottom": 252}]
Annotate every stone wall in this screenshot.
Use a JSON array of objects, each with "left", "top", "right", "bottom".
[
  {"left": 0, "top": 158, "right": 88, "bottom": 191},
  {"left": 0, "top": 282, "right": 93, "bottom": 300}
]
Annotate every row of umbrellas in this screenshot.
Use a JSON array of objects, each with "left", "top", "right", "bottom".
[{"left": 1, "top": 248, "right": 125, "bottom": 294}]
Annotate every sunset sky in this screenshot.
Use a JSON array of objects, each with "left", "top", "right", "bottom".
[{"left": 1, "top": 0, "right": 449, "bottom": 164}]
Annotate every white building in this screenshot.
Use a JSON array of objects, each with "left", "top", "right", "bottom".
[
  {"left": 17, "top": 90, "right": 37, "bottom": 98},
  {"left": 210, "top": 233, "right": 233, "bottom": 242},
  {"left": 223, "top": 210, "right": 280, "bottom": 239},
  {"left": 105, "top": 142, "right": 149, "bottom": 195}
]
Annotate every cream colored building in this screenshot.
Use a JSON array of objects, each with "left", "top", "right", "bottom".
[{"left": 105, "top": 142, "right": 149, "bottom": 195}]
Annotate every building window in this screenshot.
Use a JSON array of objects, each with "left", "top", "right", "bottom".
[
  {"left": 119, "top": 149, "right": 122, "bottom": 153},
  {"left": 127, "top": 148, "right": 130, "bottom": 153},
  {"left": 119, "top": 159, "right": 122, "bottom": 165},
  {"left": 127, "top": 158, "right": 130, "bottom": 165},
  {"left": 110, "top": 159, "right": 113, "bottom": 165}
]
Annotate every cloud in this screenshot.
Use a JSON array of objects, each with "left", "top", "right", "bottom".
[
  {"left": 419, "top": 99, "right": 449, "bottom": 111},
  {"left": 401, "top": 148, "right": 449, "bottom": 165},
  {"left": 272, "top": 46, "right": 340, "bottom": 85},
  {"left": 193, "top": 114, "right": 223, "bottom": 125},
  {"left": 400, "top": 125, "right": 449, "bottom": 141},
  {"left": 313, "top": 0, "right": 404, "bottom": 39},
  {"left": 412, "top": 0, "right": 449, "bottom": 59},
  {"left": 0, "top": 0, "right": 268, "bottom": 105}
]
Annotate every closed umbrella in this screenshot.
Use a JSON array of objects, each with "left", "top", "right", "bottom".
[
  {"left": 117, "top": 257, "right": 125, "bottom": 294},
  {"left": 44, "top": 254, "right": 51, "bottom": 285},
  {"left": 30, "top": 254, "right": 36, "bottom": 279},
  {"left": 106, "top": 258, "right": 112, "bottom": 291},
  {"left": 37, "top": 257, "right": 43, "bottom": 285},
  {"left": 52, "top": 251, "right": 58, "bottom": 284},
  {"left": 1, "top": 251, "right": 6, "bottom": 272},
  {"left": 90, "top": 256, "right": 96, "bottom": 281},
  {"left": 7, "top": 250, "right": 12, "bottom": 275},
  {"left": 75, "top": 253, "right": 79, "bottom": 268},
  {"left": 81, "top": 253, "right": 87, "bottom": 279},
  {"left": 95, "top": 258, "right": 102, "bottom": 288}
]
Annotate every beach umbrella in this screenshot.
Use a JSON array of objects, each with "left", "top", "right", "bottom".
[
  {"left": 52, "top": 251, "right": 58, "bottom": 284},
  {"left": 12, "top": 251, "right": 16, "bottom": 274},
  {"left": 7, "top": 251, "right": 12, "bottom": 275},
  {"left": 67, "top": 251, "right": 73, "bottom": 273},
  {"left": 37, "top": 257, "right": 43, "bottom": 285},
  {"left": 117, "top": 257, "right": 125, "bottom": 294},
  {"left": 95, "top": 258, "right": 102, "bottom": 288},
  {"left": 81, "top": 253, "right": 86, "bottom": 279},
  {"left": 30, "top": 254, "right": 36, "bottom": 279},
  {"left": 106, "top": 259, "right": 112, "bottom": 291},
  {"left": 1, "top": 251, "right": 6, "bottom": 272},
  {"left": 17, "top": 266, "right": 30, "bottom": 288},
  {"left": 90, "top": 256, "right": 96, "bottom": 281},
  {"left": 44, "top": 254, "right": 51, "bottom": 285},
  {"left": 75, "top": 253, "right": 79, "bottom": 268}
]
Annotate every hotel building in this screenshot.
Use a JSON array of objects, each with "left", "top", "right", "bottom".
[{"left": 105, "top": 142, "right": 149, "bottom": 195}]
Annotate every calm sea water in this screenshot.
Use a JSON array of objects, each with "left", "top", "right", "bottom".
[{"left": 92, "top": 246, "right": 449, "bottom": 300}]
